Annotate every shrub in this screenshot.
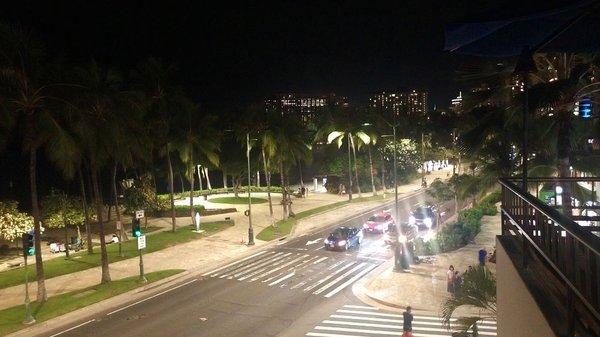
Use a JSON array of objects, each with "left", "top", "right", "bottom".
[
  {"left": 458, "top": 208, "right": 483, "bottom": 235},
  {"left": 480, "top": 190, "right": 501, "bottom": 205},
  {"left": 477, "top": 201, "right": 498, "bottom": 216},
  {"left": 123, "top": 175, "right": 167, "bottom": 215}
]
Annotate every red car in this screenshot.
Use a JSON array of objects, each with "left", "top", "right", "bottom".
[{"left": 362, "top": 211, "right": 394, "bottom": 234}]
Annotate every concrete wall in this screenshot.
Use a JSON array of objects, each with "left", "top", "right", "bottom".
[{"left": 496, "top": 237, "right": 556, "bottom": 337}]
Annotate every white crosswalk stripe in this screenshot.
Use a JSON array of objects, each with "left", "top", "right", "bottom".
[
  {"left": 204, "top": 250, "right": 378, "bottom": 298},
  {"left": 305, "top": 304, "right": 498, "bottom": 336}
]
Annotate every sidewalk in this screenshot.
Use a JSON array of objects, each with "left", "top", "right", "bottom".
[
  {"left": 354, "top": 207, "right": 500, "bottom": 316},
  {"left": 0, "top": 167, "right": 453, "bottom": 311}
]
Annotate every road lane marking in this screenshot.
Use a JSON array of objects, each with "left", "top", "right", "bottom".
[
  {"left": 306, "top": 238, "right": 323, "bottom": 245},
  {"left": 323, "top": 320, "right": 402, "bottom": 330},
  {"left": 306, "top": 333, "right": 363, "bottom": 337},
  {"left": 314, "top": 325, "right": 399, "bottom": 335},
  {"left": 342, "top": 304, "right": 378, "bottom": 310},
  {"left": 357, "top": 255, "right": 388, "bottom": 262},
  {"left": 333, "top": 311, "right": 496, "bottom": 327},
  {"left": 268, "top": 271, "right": 295, "bottom": 286},
  {"left": 106, "top": 278, "right": 198, "bottom": 316},
  {"left": 216, "top": 251, "right": 285, "bottom": 278},
  {"left": 224, "top": 252, "right": 290, "bottom": 278},
  {"left": 253, "top": 254, "right": 309, "bottom": 281},
  {"left": 312, "top": 256, "right": 328, "bottom": 264},
  {"left": 324, "top": 264, "right": 376, "bottom": 298},
  {"left": 49, "top": 319, "right": 96, "bottom": 337},
  {"left": 202, "top": 250, "right": 269, "bottom": 276},
  {"left": 314, "top": 246, "right": 325, "bottom": 250},
  {"left": 303, "top": 262, "right": 356, "bottom": 292},
  {"left": 313, "top": 263, "right": 366, "bottom": 295}
]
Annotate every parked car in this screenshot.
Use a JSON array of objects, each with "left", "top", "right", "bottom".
[
  {"left": 363, "top": 211, "right": 394, "bottom": 234},
  {"left": 409, "top": 205, "right": 438, "bottom": 229},
  {"left": 324, "top": 226, "right": 362, "bottom": 251}
]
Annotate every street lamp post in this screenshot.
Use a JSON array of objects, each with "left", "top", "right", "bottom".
[{"left": 246, "top": 132, "right": 255, "bottom": 246}]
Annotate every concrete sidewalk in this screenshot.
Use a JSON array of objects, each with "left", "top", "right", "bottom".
[{"left": 354, "top": 208, "right": 500, "bottom": 316}]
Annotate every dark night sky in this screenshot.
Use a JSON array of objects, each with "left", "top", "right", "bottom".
[{"left": 2, "top": 0, "right": 576, "bottom": 109}]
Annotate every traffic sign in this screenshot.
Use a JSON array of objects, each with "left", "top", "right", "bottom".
[
  {"left": 135, "top": 210, "right": 145, "bottom": 219},
  {"left": 137, "top": 235, "right": 146, "bottom": 250}
]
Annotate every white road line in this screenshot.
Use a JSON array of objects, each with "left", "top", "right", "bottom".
[
  {"left": 342, "top": 304, "right": 378, "bottom": 310},
  {"left": 323, "top": 319, "right": 402, "bottom": 330},
  {"left": 327, "top": 260, "right": 346, "bottom": 270},
  {"left": 268, "top": 271, "right": 296, "bottom": 286},
  {"left": 49, "top": 319, "right": 96, "bottom": 337},
  {"left": 202, "top": 250, "right": 268, "bottom": 276},
  {"left": 314, "top": 325, "right": 399, "bottom": 335},
  {"left": 217, "top": 251, "right": 285, "bottom": 278},
  {"left": 313, "top": 256, "right": 328, "bottom": 264},
  {"left": 314, "top": 263, "right": 367, "bottom": 295},
  {"left": 357, "top": 255, "right": 389, "bottom": 262},
  {"left": 329, "top": 314, "right": 493, "bottom": 330},
  {"left": 314, "top": 246, "right": 325, "bottom": 251},
  {"left": 252, "top": 254, "right": 308, "bottom": 282},
  {"left": 306, "top": 333, "right": 363, "bottom": 337},
  {"left": 236, "top": 253, "right": 297, "bottom": 280},
  {"left": 304, "top": 262, "right": 356, "bottom": 292},
  {"left": 226, "top": 252, "right": 291, "bottom": 279},
  {"left": 336, "top": 309, "right": 402, "bottom": 318},
  {"left": 290, "top": 280, "right": 307, "bottom": 290},
  {"left": 324, "top": 264, "right": 377, "bottom": 298},
  {"left": 106, "top": 278, "right": 198, "bottom": 316}
]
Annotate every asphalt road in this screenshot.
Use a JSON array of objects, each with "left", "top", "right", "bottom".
[{"left": 41, "top": 190, "right": 467, "bottom": 337}]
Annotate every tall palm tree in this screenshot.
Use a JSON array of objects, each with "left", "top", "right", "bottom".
[
  {"left": 441, "top": 266, "right": 497, "bottom": 335},
  {"left": 0, "top": 22, "right": 67, "bottom": 301},
  {"left": 131, "top": 57, "right": 182, "bottom": 232}
]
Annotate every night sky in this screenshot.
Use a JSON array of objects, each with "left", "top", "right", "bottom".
[{"left": 2, "top": 0, "right": 576, "bottom": 109}]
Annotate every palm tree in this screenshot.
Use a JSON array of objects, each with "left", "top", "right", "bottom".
[
  {"left": 0, "top": 22, "right": 67, "bottom": 301},
  {"left": 131, "top": 57, "right": 181, "bottom": 232},
  {"left": 441, "top": 265, "right": 497, "bottom": 335}
]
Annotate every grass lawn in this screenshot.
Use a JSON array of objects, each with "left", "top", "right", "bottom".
[
  {"left": 0, "top": 221, "right": 233, "bottom": 290},
  {"left": 256, "top": 195, "right": 385, "bottom": 241},
  {"left": 209, "top": 196, "right": 268, "bottom": 204},
  {"left": 0, "top": 269, "right": 184, "bottom": 336}
]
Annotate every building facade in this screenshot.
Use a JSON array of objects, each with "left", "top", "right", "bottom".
[
  {"left": 369, "top": 90, "right": 428, "bottom": 117},
  {"left": 265, "top": 93, "right": 347, "bottom": 123}
]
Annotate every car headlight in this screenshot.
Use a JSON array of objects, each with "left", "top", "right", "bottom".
[
  {"left": 408, "top": 215, "right": 416, "bottom": 224},
  {"left": 324, "top": 239, "right": 329, "bottom": 244},
  {"left": 363, "top": 224, "right": 369, "bottom": 229},
  {"left": 424, "top": 218, "right": 432, "bottom": 227},
  {"left": 337, "top": 240, "right": 347, "bottom": 246},
  {"left": 399, "top": 234, "right": 407, "bottom": 243}
]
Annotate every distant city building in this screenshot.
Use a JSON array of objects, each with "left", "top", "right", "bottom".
[
  {"left": 369, "top": 90, "right": 428, "bottom": 117},
  {"left": 451, "top": 91, "right": 463, "bottom": 114},
  {"left": 265, "top": 93, "right": 348, "bottom": 123}
]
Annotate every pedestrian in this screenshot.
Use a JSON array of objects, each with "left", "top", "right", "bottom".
[
  {"left": 301, "top": 185, "right": 306, "bottom": 198},
  {"left": 489, "top": 248, "right": 497, "bottom": 264},
  {"left": 338, "top": 183, "right": 344, "bottom": 195},
  {"left": 447, "top": 265, "right": 455, "bottom": 293},
  {"left": 478, "top": 248, "right": 488, "bottom": 266},
  {"left": 402, "top": 306, "right": 414, "bottom": 337},
  {"left": 468, "top": 265, "right": 473, "bottom": 273},
  {"left": 453, "top": 271, "right": 462, "bottom": 293}
]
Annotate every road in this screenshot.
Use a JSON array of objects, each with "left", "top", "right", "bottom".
[{"left": 42, "top": 191, "right": 494, "bottom": 337}]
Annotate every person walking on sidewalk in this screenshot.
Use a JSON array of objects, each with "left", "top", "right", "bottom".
[
  {"left": 447, "top": 265, "right": 455, "bottom": 293},
  {"left": 478, "top": 248, "right": 488, "bottom": 266},
  {"left": 402, "top": 306, "right": 414, "bottom": 337}
]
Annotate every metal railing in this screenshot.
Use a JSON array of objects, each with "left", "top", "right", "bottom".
[{"left": 500, "top": 178, "right": 600, "bottom": 333}]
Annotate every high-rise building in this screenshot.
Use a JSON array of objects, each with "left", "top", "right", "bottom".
[
  {"left": 451, "top": 91, "right": 463, "bottom": 114},
  {"left": 369, "top": 90, "right": 428, "bottom": 117},
  {"left": 265, "top": 93, "right": 348, "bottom": 123}
]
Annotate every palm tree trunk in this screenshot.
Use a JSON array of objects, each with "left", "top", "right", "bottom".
[
  {"left": 204, "top": 167, "right": 212, "bottom": 190},
  {"left": 166, "top": 144, "right": 176, "bottom": 232},
  {"left": 91, "top": 158, "right": 110, "bottom": 284},
  {"left": 346, "top": 137, "right": 353, "bottom": 201},
  {"left": 222, "top": 169, "right": 228, "bottom": 189},
  {"left": 368, "top": 144, "right": 377, "bottom": 196},
  {"left": 380, "top": 152, "right": 386, "bottom": 193},
  {"left": 63, "top": 210, "right": 70, "bottom": 259},
  {"left": 78, "top": 166, "right": 93, "bottom": 254},
  {"left": 197, "top": 164, "right": 203, "bottom": 192},
  {"left": 28, "top": 140, "right": 47, "bottom": 301},
  {"left": 349, "top": 133, "right": 361, "bottom": 197},
  {"left": 298, "top": 163, "right": 304, "bottom": 186},
  {"left": 179, "top": 172, "right": 185, "bottom": 194},
  {"left": 112, "top": 163, "right": 123, "bottom": 256},
  {"left": 262, "top": 148, "right": 273, "bottom": 217},
  {"left": 280, "top": 160, "right": 288, "bottom": 218},
  {"left": 189, "top": 157, "right": 195, "bottom": 227}
]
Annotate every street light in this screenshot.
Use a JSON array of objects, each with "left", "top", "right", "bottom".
[{"left": 246, "top": 132, "right": 255, "bottom": 246}]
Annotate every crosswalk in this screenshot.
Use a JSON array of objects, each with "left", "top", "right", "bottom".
[
  {"left": 306, "top": 304, "right": 498, "bottom": 337},
  {"left": 201, "top": 250, "right": 377, "bottom": 298}
]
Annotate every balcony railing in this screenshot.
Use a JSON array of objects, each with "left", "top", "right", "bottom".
[{"left": 500, "top": 178, "right": 600, "bottom": 335}]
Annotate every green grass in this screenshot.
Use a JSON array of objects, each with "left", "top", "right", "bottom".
[
  {"left": 209, "top": 196, "right": 268, "bottom": 204},
  {"left": 0, "top": 221, "right": 233, "bottom": 290},
  {"left": 0, "top": 269, "right": 184, "bottom": 336},
  {"left": 256, "top": 195, "right": 385, "bottom": 241}
]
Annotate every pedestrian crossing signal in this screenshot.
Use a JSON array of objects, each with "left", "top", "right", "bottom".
[
  {"left": 132, "top": 218, "right": 142, "bottom": 238},
  {"left": 22, "top": 233, "right": 35, "bottom": 257}
]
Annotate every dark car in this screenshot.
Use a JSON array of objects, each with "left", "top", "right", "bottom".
[
  {"left": 324, "top": 227, "right": 362, "bottom": 251},
  {"left": 409, "top": 205, "right": 438, "bottom": 229},
  {"left": 362, "top": 211, "right": 394, "bottom": 234}
]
